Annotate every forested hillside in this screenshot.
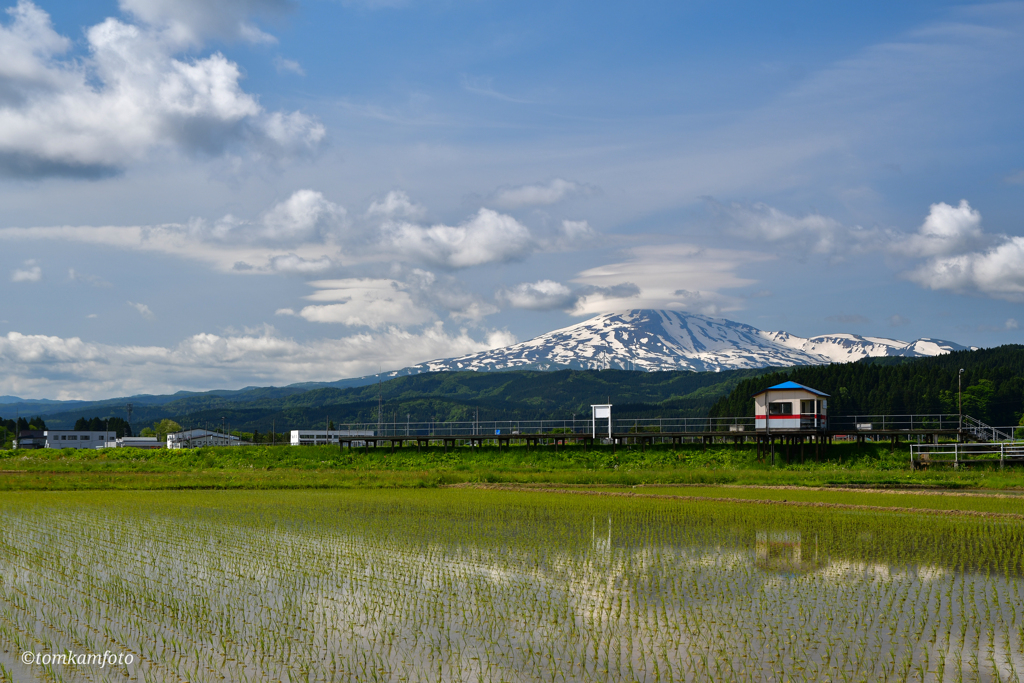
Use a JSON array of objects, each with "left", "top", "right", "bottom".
[
  {"left": 708, "top": 345, "right": 1024, "bottom": 426},
  {"left": 36, "top": 368, "right": 773, "bottom": 432}
]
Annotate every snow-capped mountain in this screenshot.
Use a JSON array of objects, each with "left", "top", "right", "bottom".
[{"left": 405, "top": 309, "right": 969, "bottom": 374}]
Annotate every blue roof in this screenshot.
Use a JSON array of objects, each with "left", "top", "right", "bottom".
[{"left": 752, "top": 381, "right": 829, "bottom": 397}]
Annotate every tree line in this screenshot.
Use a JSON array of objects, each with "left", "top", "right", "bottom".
[
  {"left": 73, "top": 416, "right": 133, "bottom": 437},
  {"left": 708, "top": 345, "right": 1024, "bottom": 426}
]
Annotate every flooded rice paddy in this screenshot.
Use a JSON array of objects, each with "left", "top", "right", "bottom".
[{"left": 0, "top": 488, "right": 1022, "bottom": 682}]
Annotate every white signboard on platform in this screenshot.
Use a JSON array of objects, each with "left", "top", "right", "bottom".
[{"left": 591, "top": 404, "right": 613, "bottom": 439}]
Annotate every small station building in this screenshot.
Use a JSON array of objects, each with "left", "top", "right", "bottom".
[{"left": 753, "top": 381, "right": 829, "bottom": 432}]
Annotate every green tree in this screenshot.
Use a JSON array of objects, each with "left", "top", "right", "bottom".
[
  {"left": 152, "top": 419, "right": 182, "bottom": 443},
  {"left": 962, "top": 379, "right": 995, "bottom": 423}
]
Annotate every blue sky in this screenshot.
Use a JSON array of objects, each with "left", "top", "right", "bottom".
[{"left": 1, "top": 0, "right": 1023, "bottom": 399}]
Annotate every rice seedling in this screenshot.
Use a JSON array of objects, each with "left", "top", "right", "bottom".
[{"left": 0, "top": 489, "right": 1020, "bottom": 681}]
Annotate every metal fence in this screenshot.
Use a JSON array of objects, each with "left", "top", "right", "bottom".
[
  {"left": 317, "top": 413, "right": 1017, "bottom": 440},
  {"left": 827, "top": 414, "right": 961, "bottom": 431},
  {"left": 331, "top": 416, "right": 758, "bottom": 438},
  {"left": 911, "top": 442, "right": 1024, "bottom": 469}
]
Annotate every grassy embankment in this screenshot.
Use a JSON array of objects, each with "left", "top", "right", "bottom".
[{"left": 3, "top": 440, "right": 1024, "bottom": 492}]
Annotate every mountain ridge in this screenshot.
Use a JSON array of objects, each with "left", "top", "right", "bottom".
[
  {"left": 407, "top": 309, "right": 968, "bottom": 374},
  {"left": 0, "top": 309, "right": 968, "bottom": 414}
]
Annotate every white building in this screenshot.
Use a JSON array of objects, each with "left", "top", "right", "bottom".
[
  {"left": 105, "top": 436, "right": 162, "bottom": 449},
  {"left": 290, "top": 429, "right": 375, "bottom": 446},
  {"left": 167, "top": 429, "right": 241, "bottom": 449},
  {"left": 754, "top": 381, "right": 828, "bottom": 431},
  {"left": 44, "top": 430, "right": 116, "bottom": 449}
]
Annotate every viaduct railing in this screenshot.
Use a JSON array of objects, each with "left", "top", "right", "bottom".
[{"left": 320, "top": 413, "right": 995, "bottom": 438}]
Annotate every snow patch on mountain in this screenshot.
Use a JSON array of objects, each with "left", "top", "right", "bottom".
[{"left": 405, "top": 309, "right": 969, "bottom": 374}]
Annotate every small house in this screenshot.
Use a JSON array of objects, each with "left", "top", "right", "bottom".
[{"left": 753, "top": 381, "right": 828, "bottom": 431}]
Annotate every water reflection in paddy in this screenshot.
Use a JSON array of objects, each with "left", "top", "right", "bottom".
[{"left": 0, "top": 489, "right": 1021, "bottom": 682}]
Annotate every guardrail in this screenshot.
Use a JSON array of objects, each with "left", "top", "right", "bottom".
[
  {"left": 329, "top": 416, "right": 758, "bottom": 438},
  {"left": 828, "top": 414, "right": 961, "bottom": 431},
  {"left": 311, "top": 414, "right": 1013, "bottom": 440},
  {"left": 910, "top": 442, "right": 1024, "bottom": 469}
]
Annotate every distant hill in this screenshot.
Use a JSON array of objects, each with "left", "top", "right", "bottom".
[
  {"left": 708, "top": 345, "right": 1024, "bottom": 427},
  {"left": 14, "top": 367, "right": 778, "bottom": 433}
]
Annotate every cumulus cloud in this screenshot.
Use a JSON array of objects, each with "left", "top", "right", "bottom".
[
  {"left": 366, "top": 190, "right": 426, "bottom": 220},
  {"left": 0, "top": 189, "right": 589, "bottom": 277},
  {"left": 0, "top": 0, "right": 323, "bottom": 177},
  {"left": 887, "top": 314, "right": 910, "bottom": 327},
  {"left": 491, "top": 179, "right": 586, "bottom": 209},
  {"left": 10, "top": 259, "right": 40, "bottom": 282},
  {"left": 257, "top": 190, "right": 348, "bottom": 243},
  {"left": 381, "top": 208, "right": 535, "bottom": 269},
  {"left": 900, "top": 201, "right": 1024, "bottom": 301},
  {"left": 0, "top": 324, "right": 512, "bottom": 400},
  {"left": 895, "top": 200, "right": 987, "bottom": 258},
  {"left": 127, "top": 301, "right": 155, "bottom": 319}
]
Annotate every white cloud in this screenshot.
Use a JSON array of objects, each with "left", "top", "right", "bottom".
[
  {"left": 887, "top": 314, "right": 910, "bottom": 327},
  {"left": 274, "top": 307, "right": 295, "bottom": 316},
  {"left": 10, "top": 259, "right": 40, "bottom": 282},
  {"left": 900, "top": 201, "right": 1024, "bottom": 302},
  {"left": 381, "top": 208, "right": 535, "bottom": 269},
  {"left": 707, "top": 199, "right": 879, "bottom": 257},
  {"left": 366, "top": 190, "right": 426, "bottom": 220},
  {"left": 895, "top": 200, "right": 986, "bottom": 258},
  {"left": 0, "top": 189, "right": 346, "bottom": 274},
  {"left": 0, "top": 1, "right": 323, "bottom": 177},
  {"left": 905, "top": 236, "right": 1024, "bottom": 301},
  {"left": 0, "top": 324, "right": 513, "bottom": 399},
  {"left": 127, "top": 301, "right": 155, "bottom": 319},
  {"left": 491, "top": 179, "right": 585, "bottom": 209},
  {"left": 68, "top": 268, "right": 111, "bottom": 287},
  {"left": 118, "top": 0, "right": 289, "bottom": 45},
  {"left": 1006, "top": 318, "right": 1019, "bottom": 330},
  {"left": 496, "top": 280, "right": 575, "bottom": 311},
  {"left": 571, "top": 243, "right": 769, "bottom": 316},
  {"left": 0, "top": 190, "right": 588, "bottom": 278},
  {"left": 273, "top": 56, "right": 305, "bottom": 76},
  {"left": 298, "top": 278, "right": 434, "bottom": 328},
  {"left": 495, "top": 279, "right": 640, "bottom": 313},
  {"left": 495, "top": 278, "right": 577, "bottom": 311},
  {"left": 404, "top": 269, "right": 497, "bottom": 321},
  {"left": 266, "top": 254, "right": 334, "bottom": 274},
  {"left": 258, "top": 190, "right": 348, "bottom": 243}
]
